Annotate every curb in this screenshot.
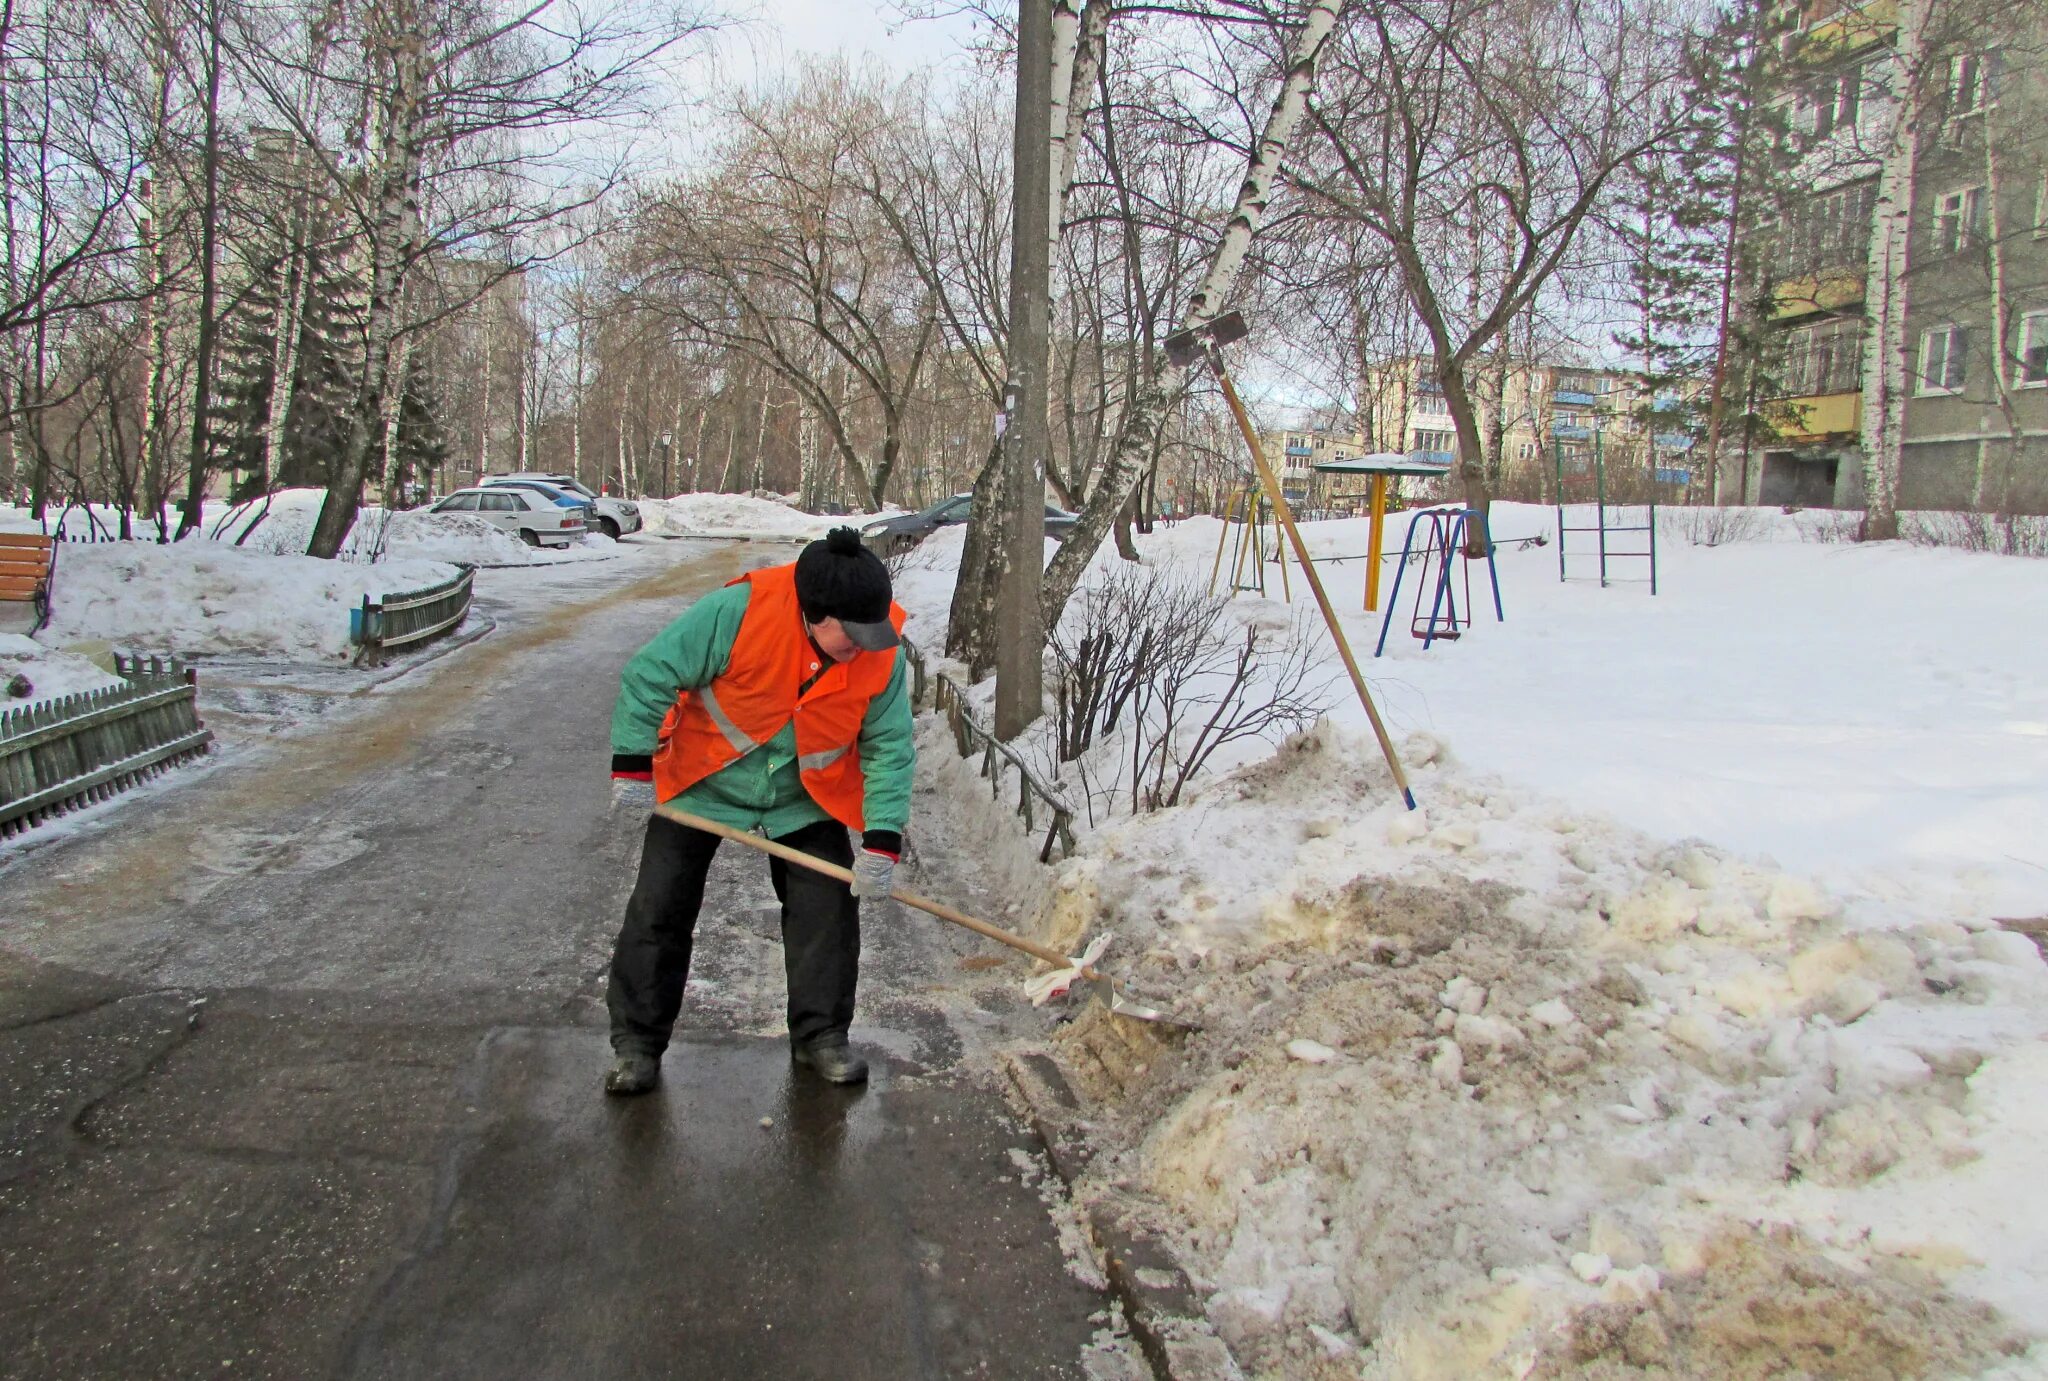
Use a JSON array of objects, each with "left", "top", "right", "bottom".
[{"left": 1001, "top": 1051, "right": 1244, "bottom": 1381}]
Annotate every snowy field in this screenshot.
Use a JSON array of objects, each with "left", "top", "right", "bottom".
[
  {"left": 639, "top": 490, "right": 888, "bottom": 539},
  {"left": 0, "top": 489, "right": 623, "bottom": 683},
  {"left": 895, "top": 506, "right": 2048, "bottom": 1379}
]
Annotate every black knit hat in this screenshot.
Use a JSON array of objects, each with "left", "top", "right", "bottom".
[{"left": 795, "top": 527, "right": 898, "bottom": 650}]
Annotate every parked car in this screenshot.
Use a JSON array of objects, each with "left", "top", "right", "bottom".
[
  {"left": 488, "top": 472, "right": 642, "bottom": 540},
  {"left": 429, "top": 486, "right": 585, "bottom": 547},
  {"left": 860, "top": 494, "right": 1077, "bottom": 555},
  {"left": 480, "top": 478, "right": 598, "bottom": 530}
]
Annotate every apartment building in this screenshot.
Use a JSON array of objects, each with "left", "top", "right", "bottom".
[
  {"left": 1745, "top": 0, "right": 2048, "bottom": 511},
  {"left": 1356, "top": 356, "right": 1695, "bottom": 500}
]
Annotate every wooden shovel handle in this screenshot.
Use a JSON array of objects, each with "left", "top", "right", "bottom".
[{"left": 653, "top": 804, "right": 1075, "bottom": 968}]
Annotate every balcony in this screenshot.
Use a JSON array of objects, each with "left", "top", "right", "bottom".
[
  {"left": 1284, "top": 444, "right": 1313, "bottom": 457},
  {"left": 1552, "top": 421, "right": 1593, "bottom": 440},
  {"left": 1803, "top": 0, "right": 1895, "bottom": 57},
  {"left": 1553, "top": 390, "right": 1599, "bottom": 407},
  {"left": 1655, "top": 433, "right": 1697, "bottom": 452},
  {"left": 1767, "top": 390, "right": 1861, "bottom": 441},
  {"left": 1769, "top": 269, "right": 1865, "bottom": 320},
  {"left": 1407, "top": 449, "right": 1456, "bottom": 469}
]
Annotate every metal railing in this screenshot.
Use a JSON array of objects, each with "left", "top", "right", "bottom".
[
  {"left": 0, "top": 655, "right": 212, "bottom": 838},
  {"left": 351, "top": 565, "right": 476, "bottom": 665},
  {"left": 899, "top": 640, "right": 1076, "bottom": 863}
]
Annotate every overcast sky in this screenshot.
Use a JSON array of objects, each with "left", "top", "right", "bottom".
[{"left": 715, "top": 1, "right": 987, "bottom": 83}]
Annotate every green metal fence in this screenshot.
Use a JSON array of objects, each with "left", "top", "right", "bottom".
[{"left": 351, "top": 565, "right": 476, "bottom": 665}]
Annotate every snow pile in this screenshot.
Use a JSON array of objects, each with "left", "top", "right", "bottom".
[
  {"left": 885, "top": 504, "right": 2048, "bottom": 1376},
  {"left": 37, "top": 541, "right": 459, "bottom": 662},
  {"left": 1034, "top": 725, "right": 2045, "bottom": 1376},
  {"left": 205, "top": 490, "right": 612, "bottom": 566},
  {"left": 3, "top": 494, "right": 611, "bottom": 565},
  {"left": 640, "top": 491, "right": 861, "bottom": 540},
  {"left": 0, "top": 634, "right": 124, "bottom": 705}
]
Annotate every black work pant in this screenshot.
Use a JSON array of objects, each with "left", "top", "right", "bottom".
[{"left": 606, "top": 814, "right": 860, "bottom": 1056}]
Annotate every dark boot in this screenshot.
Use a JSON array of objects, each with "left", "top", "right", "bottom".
[
  {"left": 791, "top": 1036, "right": 868, "bottom": 1085},
  {"left": 604, "top": 1051, "right": 661, "bottom": 1096}
]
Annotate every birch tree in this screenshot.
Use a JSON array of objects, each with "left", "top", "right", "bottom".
[
  {"left": 1033, "top": 0, "right": 1342, "bottom": 630},
  {"left": 301, "top": 0, "right": 706, "bottom": 558}
]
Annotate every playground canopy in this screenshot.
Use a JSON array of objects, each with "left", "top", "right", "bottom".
[{"left": 1310, "top": 452, "right": 1456, "bottom": 610}]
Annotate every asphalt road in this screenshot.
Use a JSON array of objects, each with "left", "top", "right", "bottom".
[{"left": 0, "top": 541, "right": 1117, "bottom": 1380}]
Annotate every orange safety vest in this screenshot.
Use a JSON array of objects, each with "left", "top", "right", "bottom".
[{"left": 652, "top": 562, "right": 907, "bottom": 830}]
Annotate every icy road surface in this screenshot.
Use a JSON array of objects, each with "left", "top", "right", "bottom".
[{"left": 0, "top": 540, "right": 1128, "bottom": 1380}]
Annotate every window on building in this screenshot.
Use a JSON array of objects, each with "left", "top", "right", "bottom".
[
  {"left": 1917, "top": 325, "right": 1968, "bottom": 394},
  {"left": 1949, "top": 54, "right": 1999, "bottom": 115},
  {"left": 2019, "top": 312, "right": 2048, "bottom": 387},
  {"left": 1933, "top": 187, "right": 1986, "bottom": 254},
  {"left": 1412, "top": 429, "right": 1456, "bottom": 454},
  {"left": 1803, "top": 75, "right": 1839, "bottom": 139},
  {"left": 1777, "top": 318, "right": 1865, "bottom": 396}
]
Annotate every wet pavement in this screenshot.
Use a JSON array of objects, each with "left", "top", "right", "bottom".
[{"left": 0, "top": 541, "right": 1117, "bottom": 1380}]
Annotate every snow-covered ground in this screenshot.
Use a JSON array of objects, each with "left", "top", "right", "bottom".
[
  {"left": 1, "top": 633, "right": 124, "bottom": 704},
  {"left": 0, "top": 490, "right": 639, "bottom": 679},
  {"left": 640, "top": 490, "right": 884, "bottom": 540},
  {"left": 895, "top": 505, "right": 2048, "bottom": 1379}
]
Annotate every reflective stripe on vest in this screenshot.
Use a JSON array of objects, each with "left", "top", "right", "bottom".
[
  {"left": 697, "top": 682, "right": 759, "bottom": 755},
  {"left": 650, "top": 563, "right": 906, "bottom": 830}
]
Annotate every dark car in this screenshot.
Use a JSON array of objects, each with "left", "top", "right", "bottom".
[{"left": 861, "top": 494, "right": 1078, "bottom": 555}]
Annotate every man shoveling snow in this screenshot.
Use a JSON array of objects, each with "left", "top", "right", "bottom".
[{"left": 601, "top": 528, "right": 914, "bottom": 1093}]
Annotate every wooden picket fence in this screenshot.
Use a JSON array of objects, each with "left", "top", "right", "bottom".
[{"left": 0, "top": 655, "right": 213, "bottom": 839}]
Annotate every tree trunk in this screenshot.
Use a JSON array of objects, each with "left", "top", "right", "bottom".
[
  {"left": 176, "top": 0, "right": 224, "bottom": 539},
  {"left": 307, "top": 0, "right": 426, "bottom": 560},
  {"left": 944, "top": 436, "right": 1005, "bottom": 671},
  {"left": 994, "top": 0, "right": 1052, "bottom": 738},
  {"left": 1856, "top": 0, "right": 1928, "bottom": 542},
  {"left": 1038, "top": 0, "right": 1340, "bottom": 626}
]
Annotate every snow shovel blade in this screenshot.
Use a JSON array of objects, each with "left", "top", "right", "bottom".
[{"left": 1091, "top": 974, "right": 1199, "bottom": 1032}]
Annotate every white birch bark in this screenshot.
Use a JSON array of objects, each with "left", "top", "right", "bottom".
[
  {"left": 1046, "top": 0, "right": 1084, "bottom": 255},
  {"left": 1856, "top": 4, "right": 1928, "bottom": 541},
  {"left": 1039, "top": 0, "right": 1343, "bottom": 624},
  {"left": 308, "top": 0, "right": 427, "bottom": 558}
]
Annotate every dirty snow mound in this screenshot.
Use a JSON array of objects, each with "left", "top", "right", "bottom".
[{"left": 1025, "top": 724, "right": 2045, "bottom": 1378}]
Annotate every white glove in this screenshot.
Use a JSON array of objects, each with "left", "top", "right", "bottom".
[
  {"left": 849, "top": 849, "right": 896, "bottom": 900},
  {"left": 610, "top": 777, "right": 655, "bottom": 814}
]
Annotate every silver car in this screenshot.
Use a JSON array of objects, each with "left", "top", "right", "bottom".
[
  {"left": 429, "top": 487, "right": 586, "bottom": 547},
  {"left": 491, "top": 472, "right": 642, "bottom": 540}
]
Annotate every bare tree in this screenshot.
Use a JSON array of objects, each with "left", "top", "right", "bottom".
[{"left": 1293, "top": 0, "right": 1689, "bottom": 529}]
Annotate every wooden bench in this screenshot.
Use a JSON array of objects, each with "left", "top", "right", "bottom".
[{"left": 0, "top": 533, "right": 57, "bottom": 633}]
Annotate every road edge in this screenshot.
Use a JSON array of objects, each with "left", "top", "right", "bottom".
[{"left": 1000, "top": 1049, "right": 1245, "bottom": 1381}]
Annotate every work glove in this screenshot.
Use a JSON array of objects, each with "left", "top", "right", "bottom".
[
  {"left": 849, "top": 848, "right": 896, "bottom": 900},
  {"left": 610, "top": 777, "right": 655, "bottom": 814}
]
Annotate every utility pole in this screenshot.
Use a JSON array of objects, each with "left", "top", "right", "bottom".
[{"left": 995, "top": 0, "right": 1051, "bottom": 739}]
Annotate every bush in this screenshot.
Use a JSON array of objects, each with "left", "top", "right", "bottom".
[
  {"left": 1793, "top": 509, "right": 1862, "bottom": 544},
  {"left": 1048, "top": 564, "right": 1334, "bottom": 819},
  {"left": 1901, "top": 510, "right": 2048, "bottom": 558},
  {"left": 1667, "top": 505, "right": 1766, "bottom": 547}
]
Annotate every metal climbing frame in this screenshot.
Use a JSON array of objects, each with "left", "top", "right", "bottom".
[
  {"left": 1374, "top": 507, "right": 1504, "bottom": 657},
  {"left": 1554, "top": 433, "right": 1658, "bottom": 594}
]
